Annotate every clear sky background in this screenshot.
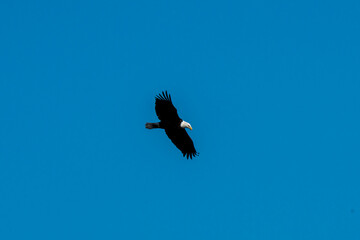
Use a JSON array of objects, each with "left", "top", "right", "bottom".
[{"left": 1, "top": 0, "right": 359, "bottom": 239}]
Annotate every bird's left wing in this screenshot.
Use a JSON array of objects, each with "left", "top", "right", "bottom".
[{"left": 165, "top": 128, "right": 198, "bottom": 159}]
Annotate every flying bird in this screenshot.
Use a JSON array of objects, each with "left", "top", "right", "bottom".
[{"left": 145, "top": 91, "right": 199, "bottom": 159}]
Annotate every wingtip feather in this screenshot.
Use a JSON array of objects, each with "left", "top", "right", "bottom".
[{"left": 155, "top": 91, "right": 172, "bottom": 102}]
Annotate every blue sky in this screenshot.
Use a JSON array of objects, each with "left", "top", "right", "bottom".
[{"left": 1, "top": 0, "right": 359, "bottom": 239}]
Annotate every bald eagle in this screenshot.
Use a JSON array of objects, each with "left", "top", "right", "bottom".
[{"left": 145, "top": 91, "right": 199, "bottom": 159}]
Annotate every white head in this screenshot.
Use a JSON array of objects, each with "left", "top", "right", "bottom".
[{"left": 180, "top": 120, "right": 192, "bottom": 130}]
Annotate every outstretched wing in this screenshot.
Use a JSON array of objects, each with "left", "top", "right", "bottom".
[
  {"left": 165, "top": 127, "right": 199, "bottom": 159},
  {"left": 155, "top": 91, "right": 181, "bottom": 122}
]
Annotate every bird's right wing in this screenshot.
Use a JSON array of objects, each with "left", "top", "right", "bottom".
[{"left": 155, "top": 91, "right": 181, "bottom": 122}]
